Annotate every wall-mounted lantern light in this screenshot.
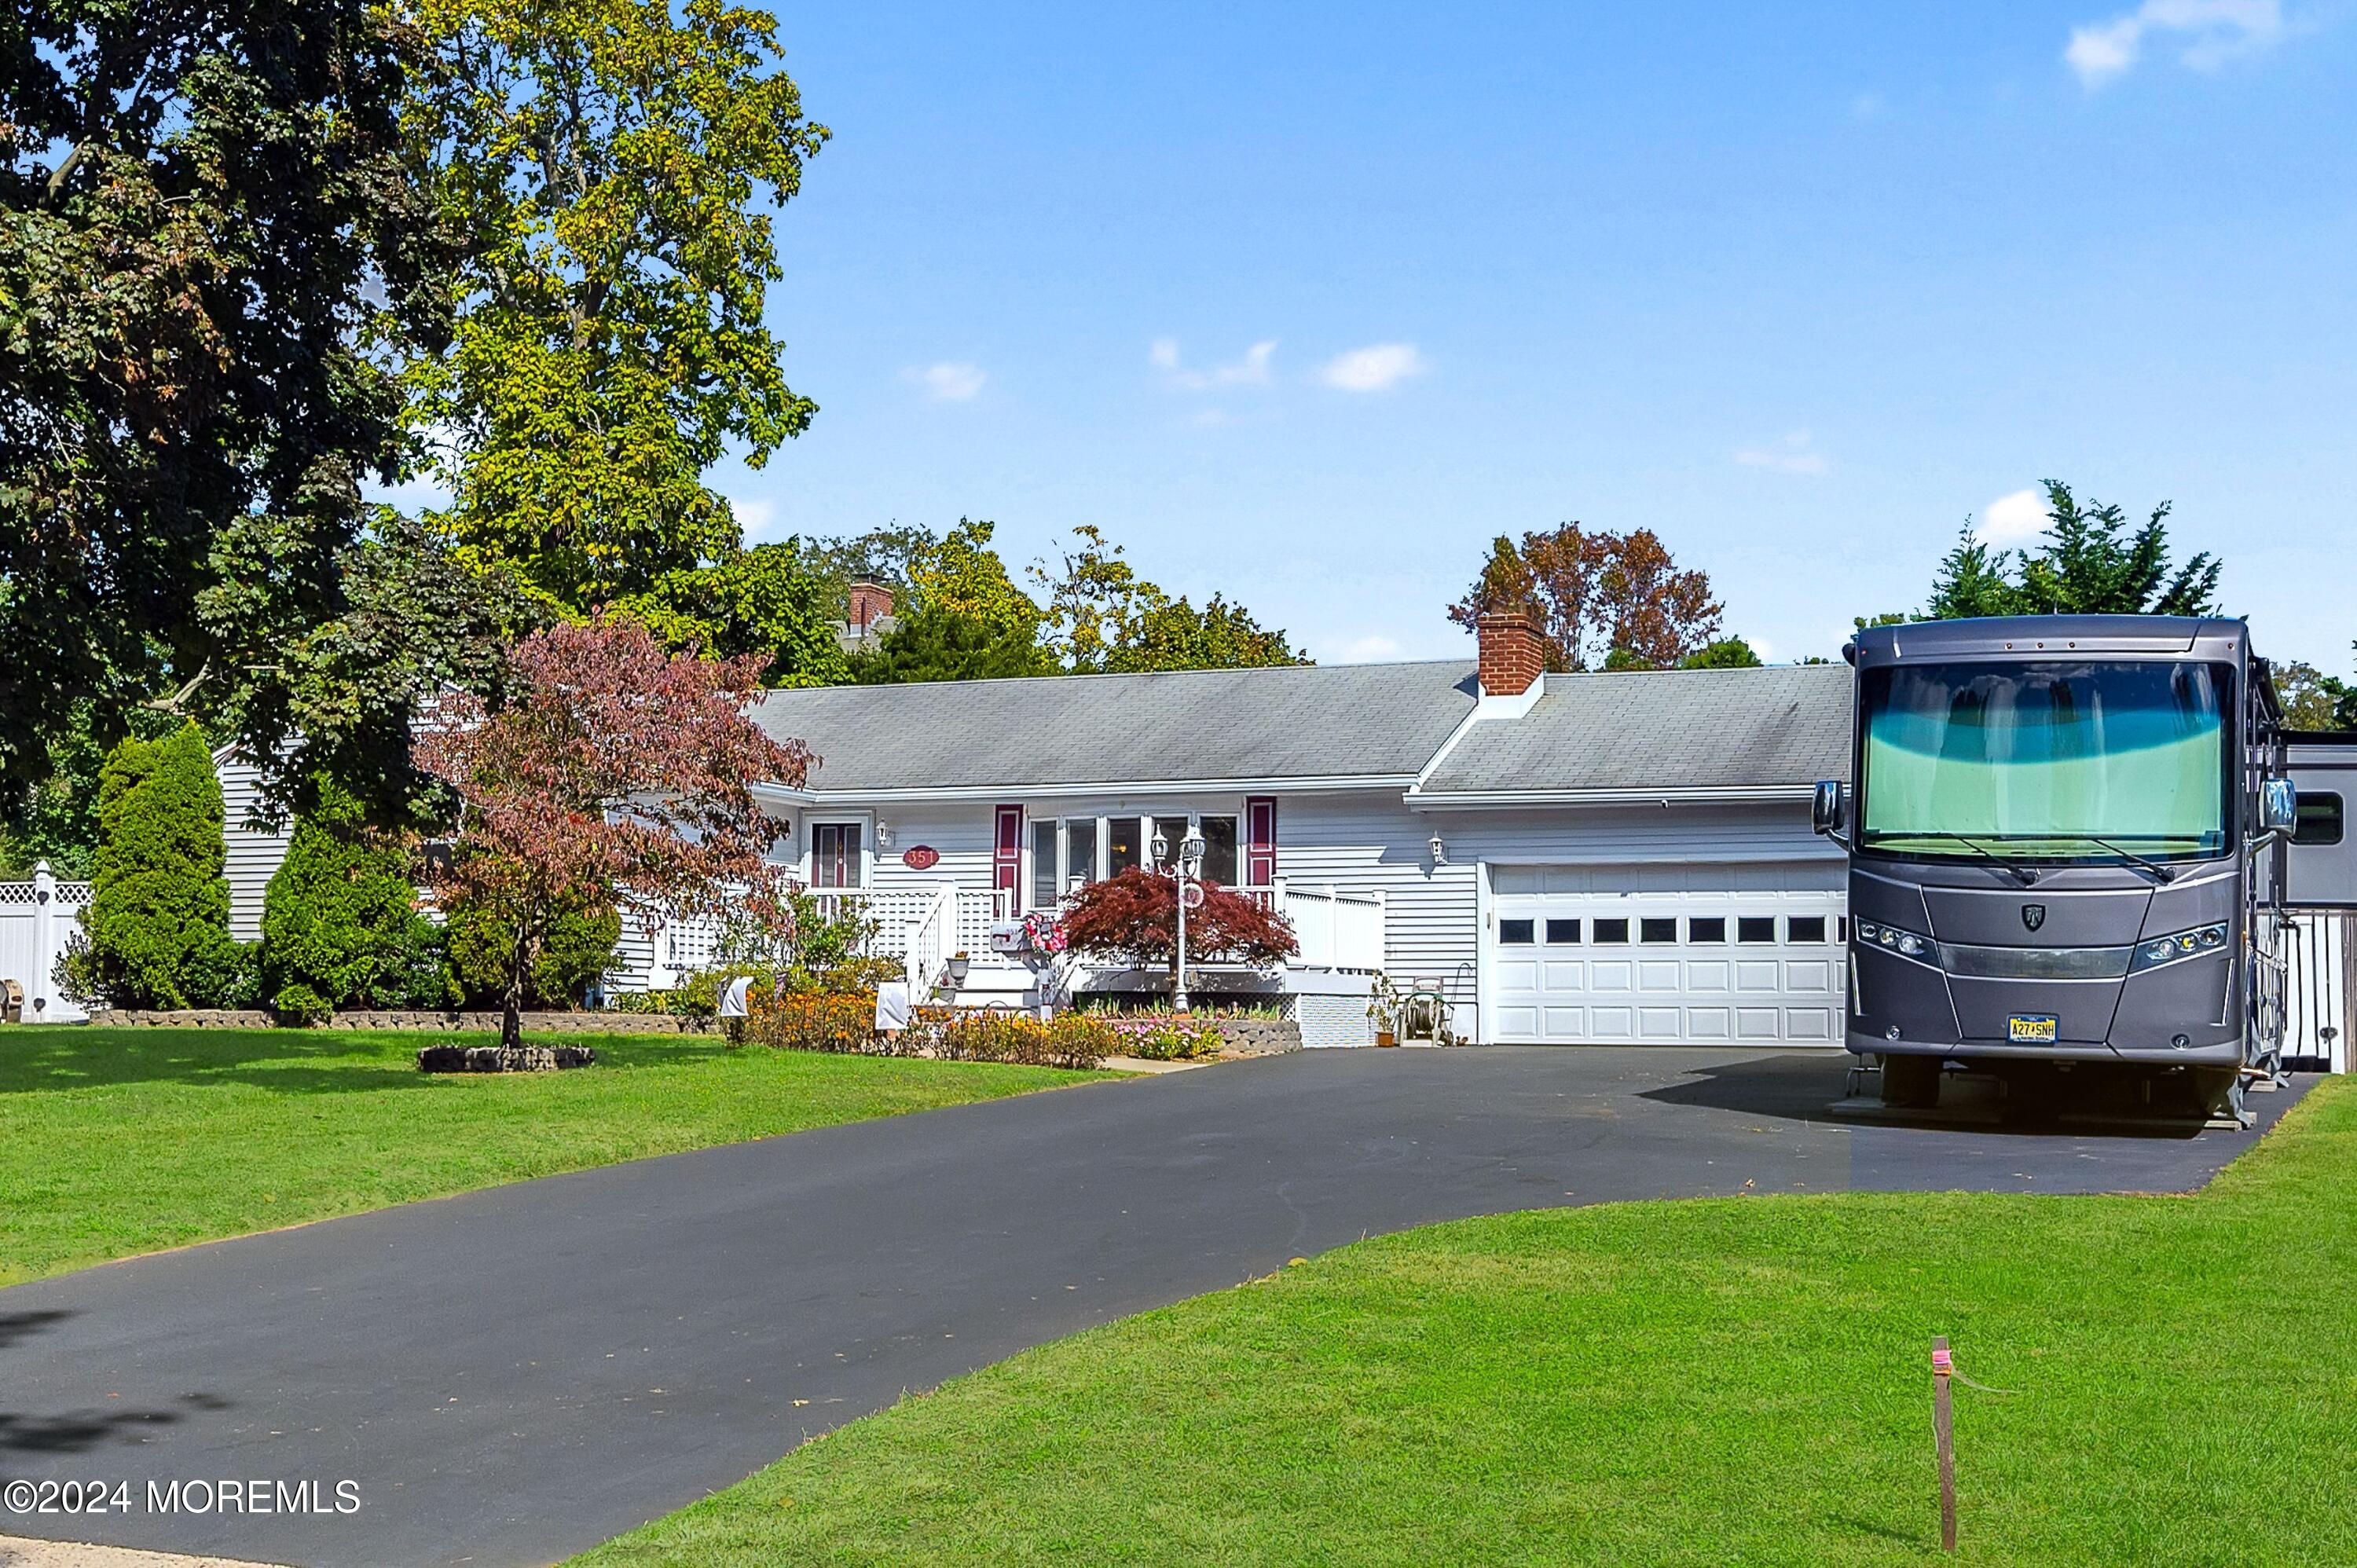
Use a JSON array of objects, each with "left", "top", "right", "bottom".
[{"left": 1428, "top": 833, "right": 1448, "bottom": 867}]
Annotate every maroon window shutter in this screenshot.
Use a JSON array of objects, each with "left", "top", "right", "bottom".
[
  {"left": 1245, "top": 797, "right": 1277, "bottom": 886},
  {"left": 995, "top": 806, "right": 1024, "bottom": 894}
]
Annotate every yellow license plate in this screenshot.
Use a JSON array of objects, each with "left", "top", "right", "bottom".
[{"left": 2008, "top": 1014, "right": 2058, "bottom": 1044}]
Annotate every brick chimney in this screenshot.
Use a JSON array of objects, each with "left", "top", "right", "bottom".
[
  {"left": 1476, "top": 611, "right": 1545, "bottom": 698},
  {"left": 846, "top": 579, "right": 894, "bottom": 635}
]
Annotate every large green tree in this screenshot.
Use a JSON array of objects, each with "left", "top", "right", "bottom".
[
  {"left": 1031, "top": 525, "right": 1310, "bottom": 673},
  {"left": 614, "top": 540, "right": 851, "bottom": 687},
  {"left": 405, "top": 0, "right": 828, "bottom": 610},
  {"left": 1923, "top": 481, "right": 2223, "bottom": 620},
  {"left": 0, "top": 1, "right": 439, "bottom": 827},
  {"left": 855, "top": 605, "right": 1057, "bottom": 685}
]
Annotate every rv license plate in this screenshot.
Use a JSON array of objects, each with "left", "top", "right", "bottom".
[{"left": 2008, "top": 1014, "right": 2058, "bottom": 1044}]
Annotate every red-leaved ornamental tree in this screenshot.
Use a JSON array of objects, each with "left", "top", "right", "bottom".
[
  {"left": 414, "top": 618, "right": 813, "bottom": 1046},
  {"left": 1057, "top": 869, "right": 1297, "bottom": 987}
]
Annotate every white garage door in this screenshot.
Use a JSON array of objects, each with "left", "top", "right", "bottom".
[{"left": 1486, "top": 863, "right": 1846, "bottom": 1046}]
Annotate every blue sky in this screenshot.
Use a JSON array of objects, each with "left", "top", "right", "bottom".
[{"left": 709, "top": 2, "right": 2355, "bottom": 670}]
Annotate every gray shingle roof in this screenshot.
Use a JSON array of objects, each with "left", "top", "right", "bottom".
[
  {"left": 1415, "top": 663, "right": 1853, "bottom": 794},
  {"left": 750, "top": 661, "right": 1480, "bottom": 792}
]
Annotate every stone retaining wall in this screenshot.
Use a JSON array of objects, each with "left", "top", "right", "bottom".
[
  {"left": 1215, "top": 1018, "right": 1302, "bottom": 1056},
  {"left": 89, "top": 1009, "right": 713, "bottom": 1035}
]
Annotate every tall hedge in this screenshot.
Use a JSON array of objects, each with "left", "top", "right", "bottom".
[
  {"left": 261, "top": 781, "right": 449, "bottom": 1020},
  {"left": 78, "top": 724, "right": 251, "bottom": 1008},
  {"left": 443, "top": 890, "right": 621, "bottom": 1010}
]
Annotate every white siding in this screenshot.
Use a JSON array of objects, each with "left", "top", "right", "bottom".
[
  {"left": 1277, "top": 793, "right": 1838, "bottom": 1042},
  {"left": 217, "top": 750, "right": 296, "bottom": 942}
]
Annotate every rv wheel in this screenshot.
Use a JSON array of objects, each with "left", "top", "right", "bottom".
[{"left": 1880, "top": 1053, "right": 1942, "bottom": 1108}]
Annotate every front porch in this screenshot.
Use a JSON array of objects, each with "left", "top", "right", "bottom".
[{"left": 610, "top": 880, "right": 1386, "bottom": 1026}]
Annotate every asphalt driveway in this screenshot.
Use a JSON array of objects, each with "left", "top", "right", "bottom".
[{"left": 0, "top": 1046, "right": 2311, "bottom": 1567}]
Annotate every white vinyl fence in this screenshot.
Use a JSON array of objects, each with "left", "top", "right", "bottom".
[
  {"left": 0, "top": 863, "right": 90, "bottom": 1024},
  {"left": 2285, "top": 909, "right": 2353, "bottom": 1074}
]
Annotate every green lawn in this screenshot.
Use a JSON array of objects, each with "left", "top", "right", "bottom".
[
  {"left": 580, "top": 1077, "right": 2357, "bottom": 1567},
  {"left": 0, "top": 1026, "right": 1083, "bottom": 1288}
]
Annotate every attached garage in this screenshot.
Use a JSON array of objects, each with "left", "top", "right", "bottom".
[{"left": 1485, "top": 863, "right": 1846, "bottom": 1046}]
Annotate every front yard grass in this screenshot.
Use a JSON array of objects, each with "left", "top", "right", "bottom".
[
  {"left": 579, "top": 1075, "right": 2357, "bottom": 1566},
  {"left": 0, "top": 1025, "right": 1083, "bottom": 1287}
]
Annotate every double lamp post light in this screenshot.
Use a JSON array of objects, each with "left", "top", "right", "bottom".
[{"left": 1153, "top": 818, "right": 1209, "bottom": 1013}]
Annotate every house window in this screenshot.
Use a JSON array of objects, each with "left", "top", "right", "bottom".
[
  {"left": 1031, "top": 819, "right": 1059, "bottom": 909},
  {"left": 1029, "top": 813, "right": 1244, "bottom": 905},
  {"left": 1066, "top": 819, "right": 1099, "bottom": 888},
  {"left": 1788, "top": 915, "right": 1829, "bottom": 943},
  {"left": 1689, "top": 916, "right": 1727, "bottom": 943},
  {"left": 1107, "top": 816, "right": 1144, "bottom": 877},
  {"left": 1499, "top": 918, "right": 1536, "bottom": 944},
  {"left": 1640, "top": 917, "right": 1679, "bottom": 943},
  {"left": 1545, "top": 918, "right": 1581, "bottom": 944},
  {"left": 1737, "top": 916, "right": 1776, "bottom": 943},
  {"left": 810, "top": 822, "right": 863, "bottom": 888},
  {"left": 1593, "top": 918, "right": 1629, "bottom": 943}
]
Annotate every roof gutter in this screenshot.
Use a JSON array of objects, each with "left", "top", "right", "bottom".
[
  {"left": 1401, "top": 784, "right": 1819, "bottom": 811},
  {"left": 754, "top": 773, "right": 1423, "bottom": 808}
]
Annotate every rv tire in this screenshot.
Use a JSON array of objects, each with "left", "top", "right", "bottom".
[{"left": 1880, "top": 1053, "right": 1942, "bottom": 1108}]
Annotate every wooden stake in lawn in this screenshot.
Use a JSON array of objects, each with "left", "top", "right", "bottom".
[{"left": 1933, "top": 1335, "right": 1957, "bottom": 1552}]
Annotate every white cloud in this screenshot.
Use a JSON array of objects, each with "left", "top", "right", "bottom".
[
  {"left": 1333, "top": 634, "right": 1402, "bottom": 663},
  {"left": 908, "top": 361, "right": 987, "bottom": 401},
  {"left": 1732, "top": 430, "right": 1829, "bottom": 477},
  {"left": 1152, "top": 338, "right": 1276, "bottom": 390},
  {"left": 2066, "top": 0, "right": 2281, "bottom": 87},
  {"left": 728, "top": 496, "right": 777, "bottom": 535},
  {"left": 1318, "top": 343, "right": 1425, "bottom": 393},
  {"left": 1975, "top": 487, "right": 2051, "bottom": 544}
]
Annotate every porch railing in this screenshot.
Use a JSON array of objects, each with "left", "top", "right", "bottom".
[{"left": 1270, "top": 880, "right": 1386, "bottom": 971}]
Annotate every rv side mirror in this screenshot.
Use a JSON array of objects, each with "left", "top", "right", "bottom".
[
  {"left": 1811, "top": 779, "right": 1847, "bottom": 838},
  {"left": 2260, "top": 777, "right": 2297, "bottom": 834}
]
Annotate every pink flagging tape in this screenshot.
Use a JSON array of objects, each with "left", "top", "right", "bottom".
[{"left": 1932, "top": 1346, "right": 1954, "bottom": 1376}]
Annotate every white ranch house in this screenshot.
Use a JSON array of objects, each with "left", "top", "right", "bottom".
[{"left": 204, "top": 614, "right": 1859, "bottom": 1048}]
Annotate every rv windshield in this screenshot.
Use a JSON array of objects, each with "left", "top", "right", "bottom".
[{"left": 1858, "top": 660, "right": 2231, "bottom": 864}]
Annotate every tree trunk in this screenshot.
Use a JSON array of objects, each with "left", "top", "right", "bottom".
[{"left": 504, "top": 932, "right": 529, "bottom": 1050}]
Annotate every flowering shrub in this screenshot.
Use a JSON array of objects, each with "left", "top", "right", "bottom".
[
  {"left": 1017, "top": 910, "right": 1067, "bottom": 954},
  {"left": 743, "top": 991, "right": 874, "bottom": 1053},
  {"left": 907, "top": 1007, "right": 1112, "bottom": 1070},
  {"left": 1097, "top": 1012, "right": 1224, "bottom": 1061}
]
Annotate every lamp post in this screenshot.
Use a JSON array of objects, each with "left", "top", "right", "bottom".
[{"left": 1174, "top": 819, "right": 1207, "bottom": 1013}]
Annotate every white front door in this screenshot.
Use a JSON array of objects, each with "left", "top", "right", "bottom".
[{"left": 1486, "top": 863, "right": 1846, "bottom": 1046}]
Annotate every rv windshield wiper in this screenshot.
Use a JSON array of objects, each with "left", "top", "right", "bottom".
[
  {"left": 2054, "top": 833, "right": 2178, "bottom": 884},
  {"left": 1890, "top": 831, "right": 2041, "bottom": 886}
]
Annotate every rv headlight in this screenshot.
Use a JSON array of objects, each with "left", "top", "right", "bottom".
[
  {"left": 1856, "top": 918, "right": 1935, "bottom": 965},
  {"left": 2131, "top": 922, "right": 2229, "bottom": 973}
]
